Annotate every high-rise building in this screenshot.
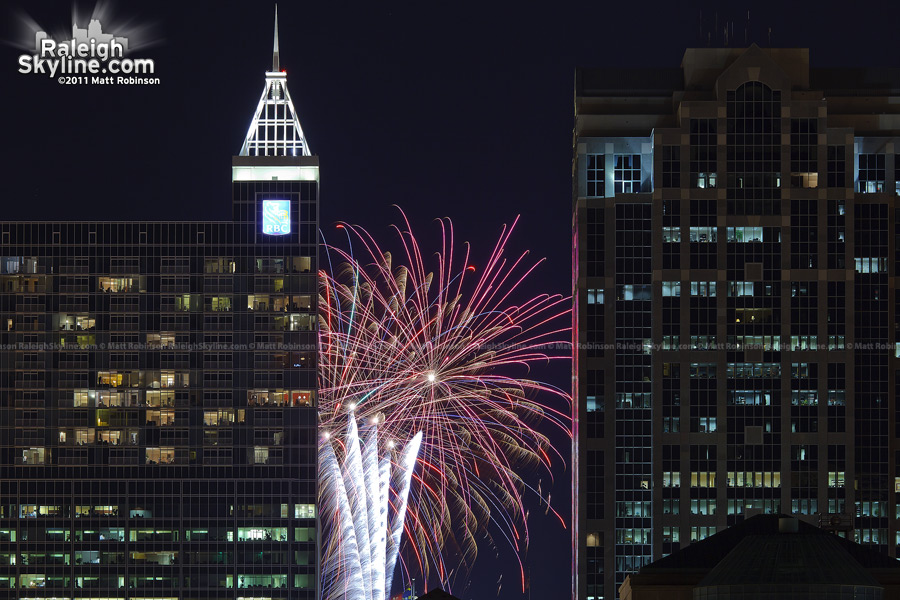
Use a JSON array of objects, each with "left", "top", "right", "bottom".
[
  {"left": 573, "top": 45, "right": 900, "bottom": 600},
  {"left": 0, "top": 9, "right": 319, "bottom": 599}
]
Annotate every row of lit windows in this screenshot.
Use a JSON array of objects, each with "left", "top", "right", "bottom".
[
  {"left": 64, "top": 389, "right": 316, "bottom": 408},
  {"left": 587, "top": 146, "right": 900, "bottom": 194},
  {"left": 1, "top": 278, "right": 308, "bottom": 297},
  {"left": 647, "top": 281, "right": 836, "bottom": 300},
  {"left": 726, "top": 472, "right": 781, "bottom": 488},
  {"left": 0, "top": 256, "right": 313, "bottom": 276},
  {"left": 660, "top": 282, "right": 716, "bottom": 297},
  {"left": 0, "top": 549, "right": 314, "bottom": 565},
  {"left": 8, "top": 503, "right": 314, "bottom": 520},
  {"left": 660, "top": 226, "right": 719, "bottom": 244},
  {"left": 661, "top": 472, "right": 716, "bottom": 488},
  {"left": 0, "top": 525, "right": 315, "bottom": 543},
  {"left": 0, "top": 573, "right": 313, "bottom": 590},
  {"left": 727, "top": 363, "right": 781, "bottom": 378},
  {"left": 17, "top": 446, "right": 294, "bottom": 466}
]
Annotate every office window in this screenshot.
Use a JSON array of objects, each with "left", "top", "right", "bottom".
[
  {"left": 827, "top": 200, "right": 846, "bottom": 268},
  {"left": 690, "top": 282, "right": 716, "bottom": 297},
  {"left": 855, "top": 257, "right": 887, "bottom": 274},
  {"left": 662, "top": 226, "right": 681, "bottom": 243},
  {"left": 727, "top": 226, "right": 769, "bottom": 243},
  {"left": 896, "top": 154, "right": 900, "bottom": 195},
  {"left": 690, "top": 119, "right": 717, "bottom": 188},
  {"left": 587, "top": 450, "right": 604, "bottom": 519},
  {"left": 857, "top": 153, "right": 885, "bottom": 193},
  {"left": 688, "top": 226, "right": 717, "bottom": 243},
  {"left": 585, "top": 533, "right": 604, "bottom": 600},
  {"left": 587, "top": 154, "right": 605, "bottom": 197},
  {"left": 586, "top": 369, "right": 604, "bottom": 438},
  {"left": 661, "top": 145, "right": 680, "bottom": 188},
  {"left": 661, "top": 282, "right": 681, "bottom": 297},
  {"left": 691, "top": 526, "right": 717, "bottom": 542},
  {"left": 827, "top": 146, "right": 846, "bottom": 188},
  {"left": 689, "top": 472, "right": 716, "bottom": 488},
  {"left": 586, "top": 207, "right": 604, "bottom": 278},
  {"left": 790, "top": 118, "right": 818, "bottom": 188},
  {"left": 726, "top": 82, "right": 782, "bottom": 215},
  {"left": 614, "top": 154, "right": 642, "bottom": 193},
  {"left": 618, "top": 284, "right": 651, "bottom": 301},
  {"left": 586, "top": 287, "right": 604, "bottom": 359},
  {"left": 690, "top": 498, "right": 717, "bottom": 515}
]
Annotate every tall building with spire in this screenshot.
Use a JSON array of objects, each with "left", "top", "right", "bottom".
[
  {"left": 573, "top": 46, "right": 900, "bottom": 600},
  {"left": 0, "top": 7, "right": 318, "bottom": 599}
]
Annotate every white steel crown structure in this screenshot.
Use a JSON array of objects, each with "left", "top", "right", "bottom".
[{"left": 239, "top": 5, "right": 311, "bottom": 157}]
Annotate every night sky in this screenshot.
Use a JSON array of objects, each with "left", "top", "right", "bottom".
[{"left": 2, "top": 1, "right": 900, "bottom": 598}]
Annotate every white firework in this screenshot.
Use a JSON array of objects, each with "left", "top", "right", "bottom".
[{"left": 319, "top": 415, "right": 423, "bottom": 600}]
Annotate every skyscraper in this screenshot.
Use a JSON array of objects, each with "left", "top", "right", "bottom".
[
  {"left": 573, "top": 46, "right": 900, "bottom": 600},
  {"left": 0, "top": 9, "right": 319, "bottom": 599}
]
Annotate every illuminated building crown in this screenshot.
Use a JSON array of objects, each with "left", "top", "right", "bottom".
[{"left": 239, "top": 5, "right": 310, "bottom": 157}]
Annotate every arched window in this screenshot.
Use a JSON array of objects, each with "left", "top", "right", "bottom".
[{"left": 726, "top": 82, "right": 782, "bottom": 214}]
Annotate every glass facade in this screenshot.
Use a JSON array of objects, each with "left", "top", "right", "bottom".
[
  {"left": 575, "top": 47, "right": 900, "bottom": 600},
  {"left": 0, "top": 154, "right": 319, "bottom": 600}
]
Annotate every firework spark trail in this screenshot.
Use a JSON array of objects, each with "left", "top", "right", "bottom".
[{"left": 319, "top": 210, "right": 571, "bottom": 597}]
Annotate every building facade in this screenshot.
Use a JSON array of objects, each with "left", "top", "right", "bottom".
[
  {"left": 573, "top": 46, "right": 900, "bottom": 600},
  {"left": 0, "top": 12, "right": 319, "bottom": 600}
]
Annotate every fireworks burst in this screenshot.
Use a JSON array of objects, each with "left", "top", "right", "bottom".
[{"left": 318, "top": 210, "right": 571, "bottom": 597}]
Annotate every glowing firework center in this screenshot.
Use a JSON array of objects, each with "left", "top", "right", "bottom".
[
  {"left": 318, "top": 215, "right": 571, "bottom": 596},
  {"left": 262, "top": 199, "right": 291, "bottom": 235}
]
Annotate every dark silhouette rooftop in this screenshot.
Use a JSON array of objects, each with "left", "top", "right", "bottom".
[{"left": 644, "top": 515, "right": 900, "bottom": 574}]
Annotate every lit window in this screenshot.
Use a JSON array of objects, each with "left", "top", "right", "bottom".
[
  {"left": 663, "top": 471, "right": 680, "bottom": 487},
  {"left": 145, "top": 447, "right": 175, "bottom": 464},
  {"left": 662, "top": 226, "right": 681, "bottom": 242},
  {"left": 690, "top": 281, "right": 716, "bottom": 297},
  {"left": 613, "top": 154, "right": 642, "bottom": 193},
  {"left": 689, "top": 226, "right": 717, "bottom": 243},
  {"left": 661, "top": 282, "right": 681, "bottom": 297},
  {"left": 251, "top": 447, "right": 270, "bottom": 464},
  {"left": 854, "top": 257, "right": 887, "bottom": 273},
  {"left": 21, "top": 447, "right": 46, "bottom": 465},
  {"left": 618, "top": 284, "right": 651, "bottom": 301},
  {"left": 690, "top": 472, "right": 716, "bottom": 488},
  {"left": 857, "top": 153, "right": 885, "bottom": 193}
]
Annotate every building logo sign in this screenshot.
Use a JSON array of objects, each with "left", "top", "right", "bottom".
[
  {"left": 262, "top": 200, "right": 291, "bottom": 235},
  {"left": 16, "top": 16, "right": 158, "bottom": 85}
]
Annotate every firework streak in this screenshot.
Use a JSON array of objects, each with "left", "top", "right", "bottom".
[{"left": 318, "top": 211, "right": 571, "bottom": 598}]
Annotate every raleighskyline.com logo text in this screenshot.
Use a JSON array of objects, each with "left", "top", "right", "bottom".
[{"left": 17, "top": 18, "right": 157, "bottom": 83}]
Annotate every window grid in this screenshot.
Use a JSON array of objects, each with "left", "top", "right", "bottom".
[
  {"left": 614, "top": 155, "right": 642, "bottom": 194},
  {"left": 726, "top": 82, "right": 782, "bottom": 214}
]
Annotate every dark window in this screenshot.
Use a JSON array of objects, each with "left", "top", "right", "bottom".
[
  {"left": 587, "top": 154, "right": 605, "bottom": 197},
  {"left": 586, "top": 207, "right": 604, "bottom": 278},
  {"left": 661, "top": 145, "right": 681, "bottom": 188},
  {"left": 690, "top": 119, "right": 717, "bottom": 188},
  {"left": 827, "top": 146, "right": 846, "bottom": 188},
  {"left": 790, "top": 118, "right": 818, "bottom": 188},
  {"left": 726, "top": 82, "right": 782, "bottom": 215}
]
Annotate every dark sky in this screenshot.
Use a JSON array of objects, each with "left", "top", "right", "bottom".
[{"left": 3, "top": 1, "right": 900, "bottom": 599}]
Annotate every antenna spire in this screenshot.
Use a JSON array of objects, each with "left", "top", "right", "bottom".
[{"left": 272, "top": 4, "right": 280, "bottom": 72}]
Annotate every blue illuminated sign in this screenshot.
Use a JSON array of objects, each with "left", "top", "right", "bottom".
[{"left": 262, "top": 200, "right": 291, "bottom": 235}]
